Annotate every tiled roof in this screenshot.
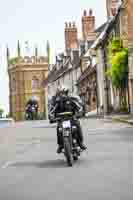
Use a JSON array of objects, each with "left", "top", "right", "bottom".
[
  {"left": 91, "top": 17, "right": 116, "bottom": 49},
  {"left": 95, "top": 22, "right": 107, "bottom": 33},
  {"left": 46, "top": 57, "right": 71, "bottom": 83},
  {"left": 91, "top": 8, "right": 121, "bottom": 50},
  {"left": 77, "top": 65, "right": 96, "bottom": 83}
]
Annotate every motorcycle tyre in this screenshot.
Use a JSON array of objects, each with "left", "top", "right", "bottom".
[
  {"left": 64, "top": 137, "right": 73, "bottom": 167},
  {"left": 73, "top": 155, "right": 78, "bottom": 161}
]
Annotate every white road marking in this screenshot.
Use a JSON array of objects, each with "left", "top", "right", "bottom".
[{"left": 1, "top": 161, "right": 18, "bottom": 169}]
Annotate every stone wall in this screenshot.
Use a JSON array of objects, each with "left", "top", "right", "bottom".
[{"left": 8, "top": 57, "right": 48, "bottom": 121}]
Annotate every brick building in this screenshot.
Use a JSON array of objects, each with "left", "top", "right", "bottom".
[{"left": 77, "top": 10, "right": 107, "bottom": 113}]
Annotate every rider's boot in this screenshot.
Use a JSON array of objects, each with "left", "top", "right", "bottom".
[
  {"left": 57, "top": 145, "right": 63, "bottom": 154},
  {"left": 80, "top": 143, "right": 87, "bottom": 150}
]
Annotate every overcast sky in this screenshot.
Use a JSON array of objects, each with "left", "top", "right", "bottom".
[{"left": 0, "top": 0, "right": 107, "bottom": 114}]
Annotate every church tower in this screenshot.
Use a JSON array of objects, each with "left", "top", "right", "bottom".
[{"left": 7, "top": 42, "right": 49, "bottom": 121}]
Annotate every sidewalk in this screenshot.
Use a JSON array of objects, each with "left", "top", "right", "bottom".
[
  {"left": 106, "top": 114, "right": 133, "bottom": 125},
  {"left": 84, "top": 110, "right": 133, "bottom": 125}
]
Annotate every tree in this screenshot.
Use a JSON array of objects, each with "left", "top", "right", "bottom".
[
  {"left": 0, "top": 108, "right": 4, "bottom": 118},
  {"left": 107, "top": 38, "right": 128, "bottom": 112}
]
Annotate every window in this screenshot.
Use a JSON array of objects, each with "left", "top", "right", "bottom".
[
  {"left": 32, "top": 76, "right": 39, "bottom": 90},
  {"left": 12, "top": 78, "right": 16, "bottom": 91}
]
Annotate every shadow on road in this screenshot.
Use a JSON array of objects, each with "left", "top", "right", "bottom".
[{"left": 8, "top": 159, "right": 67, "bottom": 169}]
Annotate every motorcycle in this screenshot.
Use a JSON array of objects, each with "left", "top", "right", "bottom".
[
  {"left": 56, "top": 112, "right": 82, "bottom": 167},
  {"left": 25, "top": 105, "right": 37, "bottom": 120}
]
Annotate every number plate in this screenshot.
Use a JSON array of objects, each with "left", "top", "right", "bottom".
[
  {"left": 62, "top": 120, "right": 71, "bottom": 128},
  {"left": 63, "top": 130, "right": 69, "bottom": 137}
]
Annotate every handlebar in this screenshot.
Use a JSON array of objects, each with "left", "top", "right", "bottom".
[{"left": 56, "top": 112, "right": 73, "bottom": 117}]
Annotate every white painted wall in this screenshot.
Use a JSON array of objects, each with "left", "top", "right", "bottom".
[{"left": 47, "top": 64, "right": 81, "bottom": 99}]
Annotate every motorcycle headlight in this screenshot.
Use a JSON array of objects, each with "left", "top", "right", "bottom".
[{"left": 58, "top": 127, "right": 63, "bottom": 133}]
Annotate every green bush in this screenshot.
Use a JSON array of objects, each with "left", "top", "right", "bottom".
[
  {"left": 107, "top": 37, "right": 128, "bottom": 112},
  {"left": 0, "top": 108, "right": 4, "bottom": 118}
]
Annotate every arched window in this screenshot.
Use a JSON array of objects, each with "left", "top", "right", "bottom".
[{"left": 32, "top": 76, "right": 39, "bottom": 90}]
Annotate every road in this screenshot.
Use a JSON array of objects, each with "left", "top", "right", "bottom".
[{"left": 0, "top": 118, "right": 133, "bottom": 200}]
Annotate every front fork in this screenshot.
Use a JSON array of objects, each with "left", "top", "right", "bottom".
[{"left": 63, "top": 129, "right": 72, "bottom": 151}]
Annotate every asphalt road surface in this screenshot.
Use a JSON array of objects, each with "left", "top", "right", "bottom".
[{"left": 0, "top": 119, "right": 133, "bottom": 200}]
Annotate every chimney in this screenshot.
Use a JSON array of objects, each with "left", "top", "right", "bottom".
[
  {"left": 111, "top": 0, "right": 119, "bottom": 16},
  {"left": 65, "top": 22, "right": 78, "bottom": 52},
  {"left": 106, "top": 0, "right": 120, "bottom": 18},
  {"left": 82, "top": 9, "right": 95, "bottom": 41}
]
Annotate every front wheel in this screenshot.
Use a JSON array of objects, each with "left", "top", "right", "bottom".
[
  {"left": 64, "top": 137, "right": 73, "bottom": 167},
  {"left": 73, "top": 154, "right": 78, "bottom": 161}
]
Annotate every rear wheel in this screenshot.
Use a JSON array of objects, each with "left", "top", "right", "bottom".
[{"left": 64, "top": 137, "right": 73, "bottom": 167}]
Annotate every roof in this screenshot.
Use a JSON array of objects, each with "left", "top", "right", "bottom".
[
  {"left": 45, "top": 54, "right": 81, "bottom": 85},
  {"left": 48, "top": 57, "right": 70, "bottom": 83},
  {"left": 87, "top": 40, "right": 95, "bottom": 48},
  {"left": 77, "top": 65, "right": 96, "bottom": 84},
  {"left": 91, "top": 17, "right": 116, "bottom": 49},
  {"left": 95, "top": 22, "right": 107, "bottom": 33},
  {"left": 91, "top": 6, "right": 122, "bottom": 50}
]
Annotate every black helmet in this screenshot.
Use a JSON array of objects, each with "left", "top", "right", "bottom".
[{"left": 60, "top": 85, "right": 69, "bottom": 94}]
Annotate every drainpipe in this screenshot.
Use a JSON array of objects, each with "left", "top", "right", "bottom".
[
  {"left": 127, "top": 72, "right": 130, "bottom": 113},
  {"left": 102, "top": 47, "right": 109, "bottom": 116},
  {"left": 95, "top": 65, "right": 99, "bottom": 116}
]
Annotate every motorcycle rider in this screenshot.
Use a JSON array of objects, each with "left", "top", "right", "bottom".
[
  {"left": 49, "top": 86, "right": 87, "bottom": 153},
  {"left": 26, "top": 97, "right": 38, "bottom": 119}
]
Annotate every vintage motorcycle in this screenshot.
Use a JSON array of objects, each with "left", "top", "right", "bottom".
[{"left": 56, "top": 112, "right": 82, "bottom": 167}]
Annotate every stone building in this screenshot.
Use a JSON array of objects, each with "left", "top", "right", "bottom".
[
  {"left": 47, "top": 9, "right": 100, "bottom": 105},
  {"left": 47, "top": 50, "right": 81, "bottom": 100},
  {"left": 7, "top": 42, "right": 49, "bottom": 121},
  {"left": 91, "top": 0, "right": 128, "bottom": 114},
  {"left": 77, "top": 59, "right": 97, "bottom": 113},
  {"left": 46, "top": 20, "right": 82, "bottom": 99}
]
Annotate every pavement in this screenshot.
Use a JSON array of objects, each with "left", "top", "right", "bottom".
[
  {"left": 107, "top": 114, "right": 133, "bottom": 125},
  {"left": 85, "top": 110, "right": 133, "bottom": 125},
  {"left": 0, "top": 119, "right": 133, "bottom": 200}
]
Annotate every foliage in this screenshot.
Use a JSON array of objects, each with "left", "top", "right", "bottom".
[
  {"left": 6, "top": 113, "right": 11, "bottom": 118},
  {"left": 9, "top": 57, "right": 19, "bottom": 65},
  {"left": 107, "top": 37, "right": 128, "bottom": 112},
  {"left": 107, "top": 48, "right": 128, "bottom": 88},
  {"left": 0, "top": 108, "right": 4, "bottom": 118}
]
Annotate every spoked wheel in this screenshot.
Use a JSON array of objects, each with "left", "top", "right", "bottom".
[{"left": 64, "top": 137, "right": 73, "bottom": 167}]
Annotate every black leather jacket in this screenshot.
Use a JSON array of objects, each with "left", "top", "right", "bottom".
[{"left": 49, "top": 95, "right": 83, "bottom": 118}]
